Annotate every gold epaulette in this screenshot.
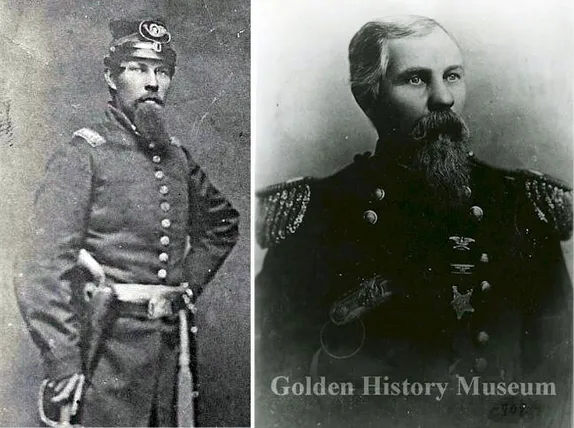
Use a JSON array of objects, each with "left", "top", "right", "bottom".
[
  {"left": 256, "top": 178, "right": 312, "bottom": 248},
  {"left": 519, "top": 169, "right": 573, "bottom": 240}
]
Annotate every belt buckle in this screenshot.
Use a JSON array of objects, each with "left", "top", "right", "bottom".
[{"left": 147, "top": 295, "right": 174, "bottom": 319}]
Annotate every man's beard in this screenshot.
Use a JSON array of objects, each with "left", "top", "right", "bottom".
[
  {"left": 405, "top": 110, "right": 471, "bottom": 210},
  {"left": 133, "top": 99, "right": 171, "bottom": 151}
]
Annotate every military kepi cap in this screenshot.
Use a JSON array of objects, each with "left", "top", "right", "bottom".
[{"left": 104, "top": 19, "right": 176, "bottom": 72}]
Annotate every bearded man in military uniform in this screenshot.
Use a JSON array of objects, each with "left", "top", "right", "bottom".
[
  {"left": 256, "top": 15, "right": 572, "bottom": 427},
  {"left": 16, "top": 18, "right": 239, "bottom": 427}
]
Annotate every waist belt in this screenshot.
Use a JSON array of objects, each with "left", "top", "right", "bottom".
[{"left": 111, "top": 283, "right": 195, "bottom": 320}]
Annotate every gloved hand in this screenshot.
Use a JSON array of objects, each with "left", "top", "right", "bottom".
[
  {"left": 47, "top": 373, "right": 85, "bottom": 404},
  {"left": 39, "top": 373, "right": 85, "bottom": 427}
]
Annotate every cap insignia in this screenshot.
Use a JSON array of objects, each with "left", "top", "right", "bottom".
[{"left": 139, "top": 21, "right": 171, "bottom": 46}]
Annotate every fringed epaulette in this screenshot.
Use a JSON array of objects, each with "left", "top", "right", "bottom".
[
  {"left": 511, "top": 169, "right": 572, "bottom": 240},
  {"left": 256, "top": 178, "right": 313, "bottom": 249},
  {"left": 72, "top": 127, "right": 106, "bottom": 147}
]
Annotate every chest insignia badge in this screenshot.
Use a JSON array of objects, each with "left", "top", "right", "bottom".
[
  {"left": 449, "top": 236, "right": 475, "bottom": 251},
  {"left": 451, "top": 285, "right": 475, "bottom": 320}
]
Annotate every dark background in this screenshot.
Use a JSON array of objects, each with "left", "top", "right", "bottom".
[{"left": 0, "top": 1, "right": 249, "bottom": 426}]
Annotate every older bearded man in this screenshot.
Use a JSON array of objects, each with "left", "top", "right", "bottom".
[{"left": 255, "top": 15, "right": 572, "bottom": 427}]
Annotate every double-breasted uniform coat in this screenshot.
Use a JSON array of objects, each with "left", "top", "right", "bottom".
[{"left": 256, "top": 149, "right": 572, "bottom": 427}]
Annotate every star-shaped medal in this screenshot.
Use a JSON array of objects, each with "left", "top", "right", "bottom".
[{"left": 450, "top": 286, "right": 474, "bottom": 320}]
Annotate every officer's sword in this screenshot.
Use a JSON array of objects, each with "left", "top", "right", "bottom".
[{"left": 178, "top": 305, "right": 197, "bottom": 427}]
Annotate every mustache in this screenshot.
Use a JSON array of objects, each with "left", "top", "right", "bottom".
[
  {"left": 136, "top": 96, "right": 165, "bottom": 106},
  {"left": 410, "top": 110, "right": 469, "bottom": 143}
]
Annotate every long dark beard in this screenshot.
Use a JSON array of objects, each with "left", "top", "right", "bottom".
[
  {"left": 133, "top": 101, "right": 171, "bottom": 151},
  {"left": 408, "top": 110, "right": 471, "bottom": 210}
]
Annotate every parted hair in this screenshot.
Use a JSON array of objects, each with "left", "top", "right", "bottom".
[{"left": 348, "top": 15, "right": 449, "bottom": 123}]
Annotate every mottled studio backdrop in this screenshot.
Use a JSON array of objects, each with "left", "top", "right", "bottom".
[
  {"left": 0, "top": 1, "right": 249, "bottom": 426},
  {"left": 254, "top": 0, "right": 573, "bottom": 275}
]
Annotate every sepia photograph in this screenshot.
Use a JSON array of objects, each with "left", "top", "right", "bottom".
[
  {"left": 254, "top": 0, "right": 572, "bottom": 427},
  {"left": 0, "top": 1, "right": 249, "bottom": 427}
]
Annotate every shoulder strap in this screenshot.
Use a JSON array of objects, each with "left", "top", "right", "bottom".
[{"left": 72, "top": 127, "right": 106, "bottom": 148}]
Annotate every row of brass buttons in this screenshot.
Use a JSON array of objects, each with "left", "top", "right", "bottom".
[{"left": 150, "top": 147, "right": 172, "bottom": 281}]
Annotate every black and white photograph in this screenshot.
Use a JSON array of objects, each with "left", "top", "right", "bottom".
[
  {"left": 0, "top": 1, "right": 249, "bottom": 427},
  {"left": 254, "top": 1, "right": 572, "bottom": 427}
]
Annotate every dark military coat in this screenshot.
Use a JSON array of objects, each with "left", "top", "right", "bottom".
[
  {"left": 256, "top": 151, "right": 572, "bottom": 428},
  {"left": 16, "top": 104, "right": 239, "bottom": 426}
]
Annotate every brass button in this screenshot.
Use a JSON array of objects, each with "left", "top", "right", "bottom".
[
  {"left": 160, "top": 202, "right": 170, "bottom": 212},
  {"left": 155, "top": 170, "right": 164, "bottom": 179},
  {"left": 157, "top": 269, "right": 167, "bottom": 279},
  {"left": 160, "top": 236, "right": 170, "bottom": 246},
  {"left": 363, "top": 210, "right": 378, "bottom": 225},
  {"left": 159, "top": 252, "right": 169, "bottom": 262},
  {"left": 481, "top": 281, "right": 491, "bottom": 292},
  {"left": 373, "top": 188, "right": 386, "bottom": 201},
  {"left": 477, "top": 331, "right": 489, "bottom": 344},
  {"left": 470, "top": 206, "right": 484, "bottom": 221},
  {"left": 159, "top": 185, "right": 169, "bottom": 195},
  {"left": 161, "top": 219, "right": 171, "bottom": 228},
  {"left": 479, "top": 253, "right": 489, "bottom": 263},
  {"left": 148, "top": 143, "right": 156, "bottom": 150},
  {"left": 152, "top": 155, "right": 161, "bottom": 163}
]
